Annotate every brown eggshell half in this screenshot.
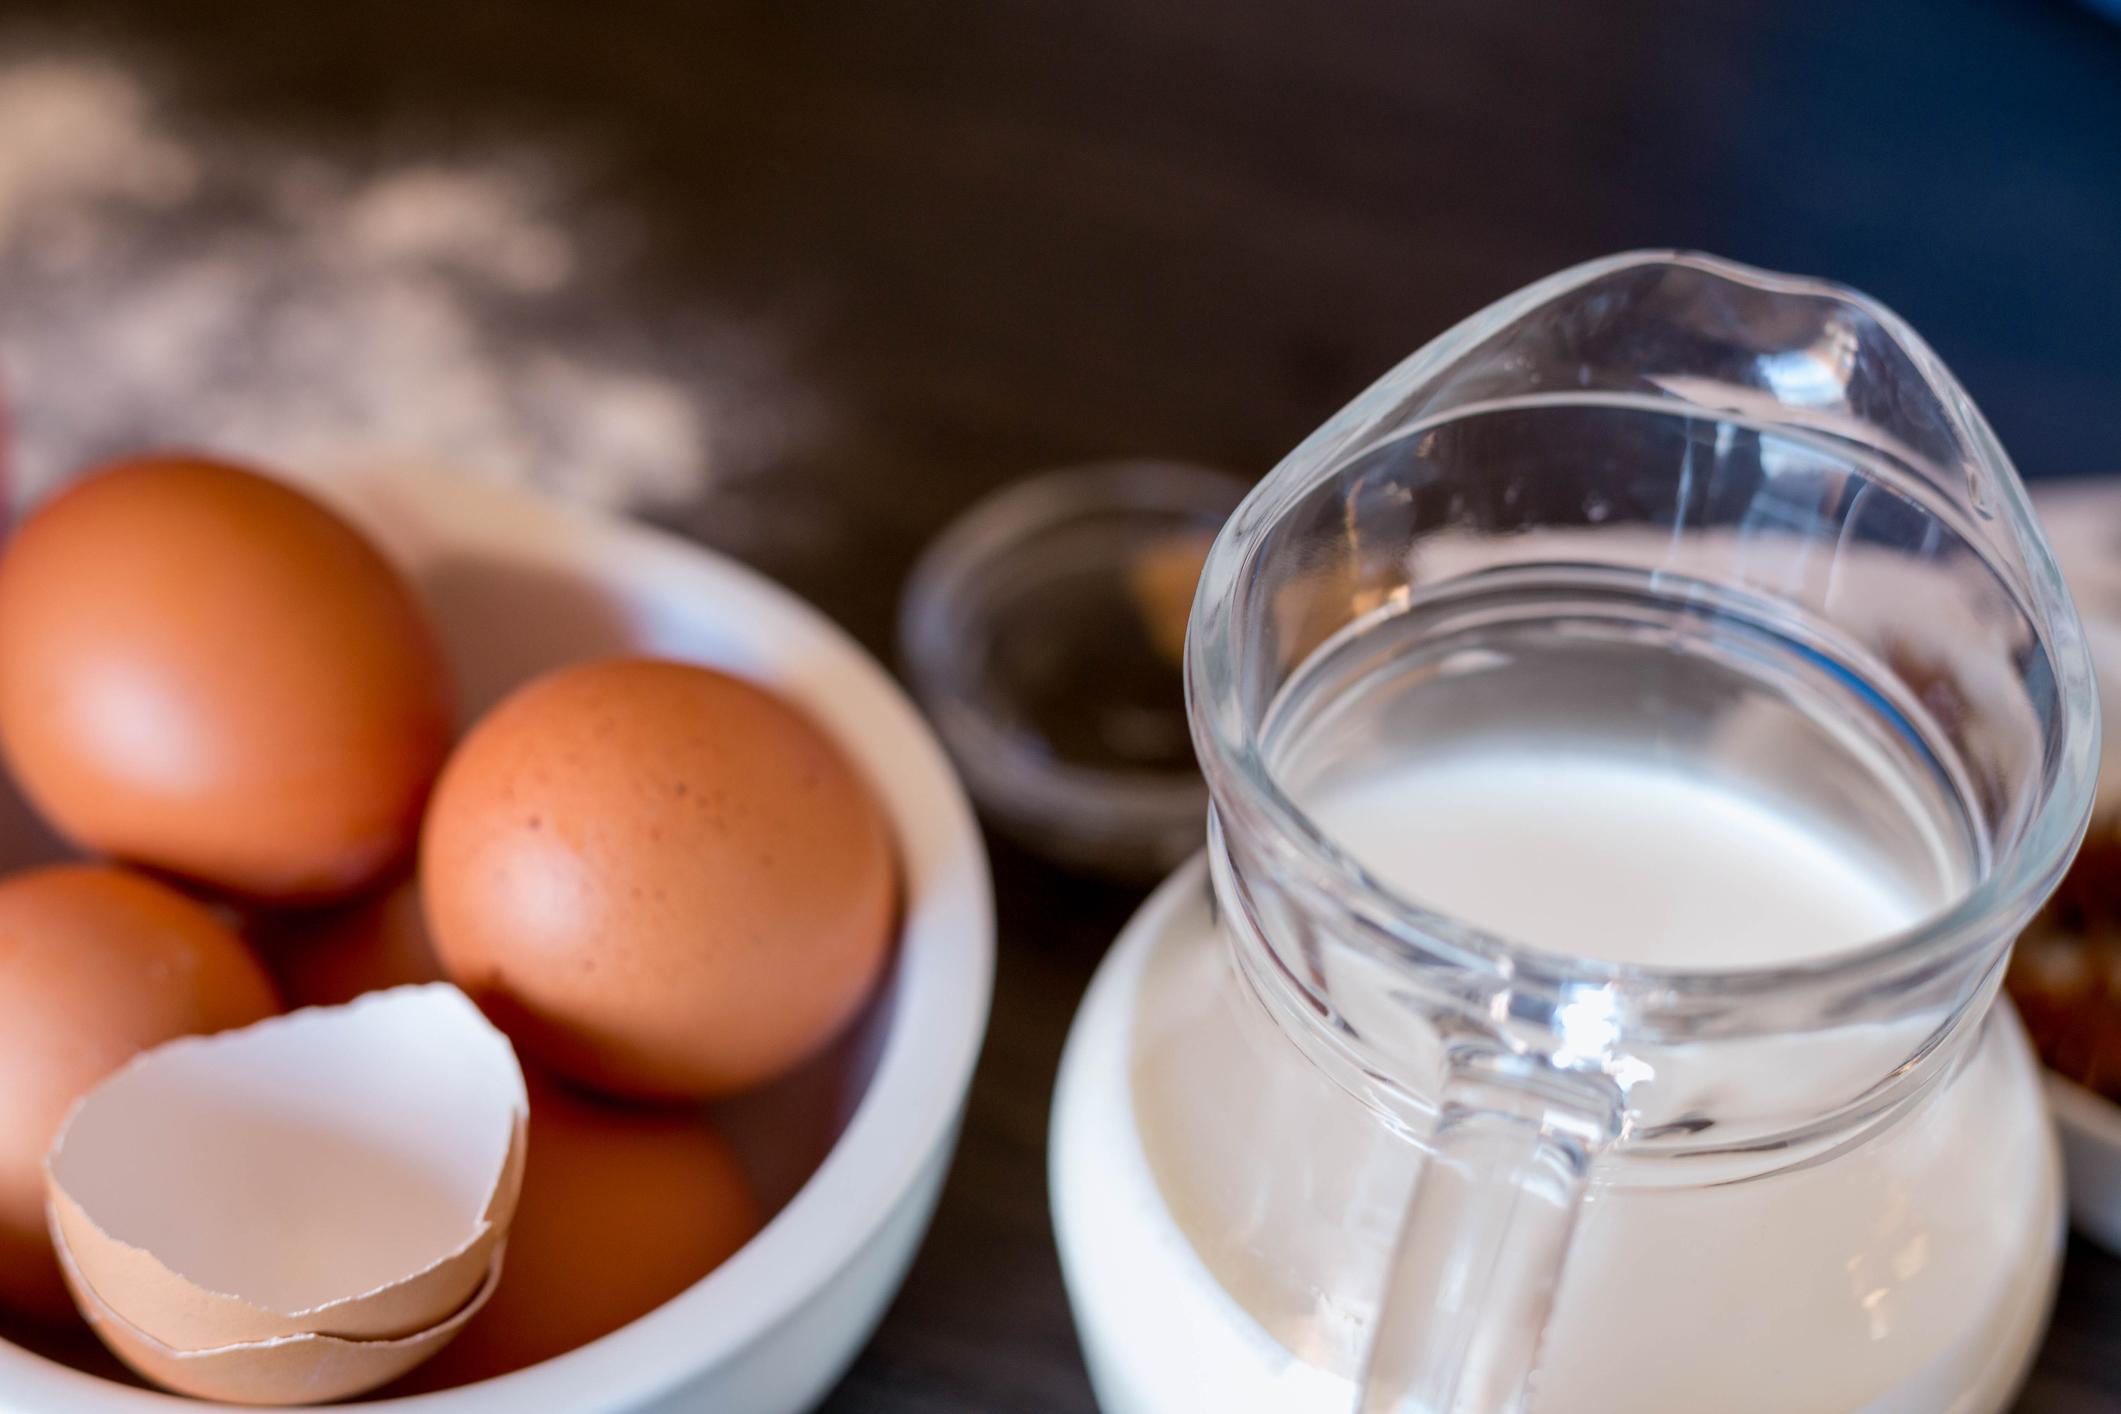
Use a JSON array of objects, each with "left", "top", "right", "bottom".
[
  {"left": 46, "top": 986, "right": 526, "bottom": 1351},
  {"left": 55, "top": 1230, "right": 501, "bottom": 1406}
]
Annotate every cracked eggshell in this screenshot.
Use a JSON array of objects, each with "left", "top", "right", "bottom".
[
  {"left": 54, "top": 1229, "right": 502, "bottom": 1406},
  {"left": 45, "top": 984, "right": 527, "bottom": 1358}
]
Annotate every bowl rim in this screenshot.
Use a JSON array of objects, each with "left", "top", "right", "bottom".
[{"left": 0, "top": 468, "right": 995, "bottom": 1411}]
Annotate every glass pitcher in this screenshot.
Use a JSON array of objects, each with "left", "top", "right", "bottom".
[{"left": 1050, "top": 251, "right": 2100, "bottom": 1413}]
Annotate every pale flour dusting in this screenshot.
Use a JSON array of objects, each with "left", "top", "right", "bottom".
[{"left": 0, "top": 50, "right": 817, "bottom": 514}]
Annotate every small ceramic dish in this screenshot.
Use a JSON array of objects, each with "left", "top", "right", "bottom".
[
  {"left": 2043, "top": 1072, "right": 2121, "bottom": 1253},
  {"left": 900, "top": 461, "right": 1246, "bottom": 877},
  {"left": 0, "top": 465, "right": 994, "bottom": 1412},
  {"left": 2026, "top": 477, "right": 2121, "bottom": 1255}
]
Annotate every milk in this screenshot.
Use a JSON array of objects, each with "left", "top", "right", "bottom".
[{"left": 1303, "top": 748, "right": 1922, "bottom": 970}]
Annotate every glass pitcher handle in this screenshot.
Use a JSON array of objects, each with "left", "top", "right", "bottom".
[{"left": 1358, "top": 1054, "right": 1619, "bottom": 1414}]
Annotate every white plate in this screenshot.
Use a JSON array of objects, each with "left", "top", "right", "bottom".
[{"left": 0, "top": 465, "right": 994, "bottom": 1412}]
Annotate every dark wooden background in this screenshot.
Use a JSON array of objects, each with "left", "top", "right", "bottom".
[{"left": 5, "top": 0, "right": 2121, "bottom": 1408}]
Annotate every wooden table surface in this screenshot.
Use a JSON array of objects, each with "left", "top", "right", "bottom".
[{"left": 7, "top": 1, "right": 2121, "bottom": 1409}]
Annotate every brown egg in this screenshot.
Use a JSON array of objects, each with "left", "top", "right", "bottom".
[
  {"left": 261, "top": 875, "right": 444, "bottom": 1009},
  {"left": 423, "top": 658, "right": 896, "bottom": 1101},
  {"left": 0, "top": 864, "right": 279, "bottom": 1319},
  {"left": 399, "top": 1077, "right": 761, "bottom": 1388},
  {"left": 0, "top": 456, "right": 454, "bottom": 904}
]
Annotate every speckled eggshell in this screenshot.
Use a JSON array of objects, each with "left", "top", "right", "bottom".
[
  {"left": 422, "top": 658, "right": 896, "bottom": 1101},
  {"left": 0, "top": 457, "right": 454, "bottom": 904},
  {"left": 0, "top": 864, "right": 279, "bottom": 1320}
]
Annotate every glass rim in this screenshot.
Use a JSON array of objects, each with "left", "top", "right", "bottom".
[{"left": 1185, "top": 249, "right": 2103, "bottom": 1017}]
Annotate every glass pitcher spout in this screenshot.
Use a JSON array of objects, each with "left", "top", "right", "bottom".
[
  {"left": 1184, "top": 252, "right": 2100, "bottom": 1414},
  {"left": 1284, "top": 250, "right": 2038, "bottom": 528}
]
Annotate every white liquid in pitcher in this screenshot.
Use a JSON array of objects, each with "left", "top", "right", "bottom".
[
  {"left": 1305, "top": 748, "right": 1921, "bottom": 970},
  {"left": 1051, "top": 575, "right": 2061, "bottom": 1414}
]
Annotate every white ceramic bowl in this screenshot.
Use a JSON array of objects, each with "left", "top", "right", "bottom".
[{"left": 0, "top": 467, "right": 994, "bottom": 1412}]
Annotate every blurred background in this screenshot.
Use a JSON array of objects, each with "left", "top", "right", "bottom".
[
  {"left": 0, "top": 1, "right": 2116, "bottom": 1409},
  {"left": 2, "top": 0, "right": 2116, "bottom": 649}
]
